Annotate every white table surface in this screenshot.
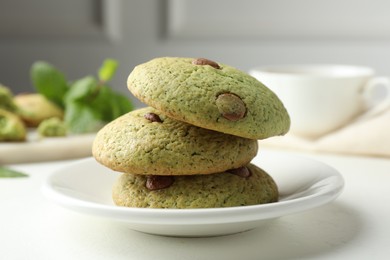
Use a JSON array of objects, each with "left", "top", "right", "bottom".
[{"left": 1, "top": 148, "right": 390, "bottom": 260}]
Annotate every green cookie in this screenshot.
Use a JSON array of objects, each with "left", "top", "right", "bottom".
[
  {"left": 92, "top": 107, "right": 258, "bottom": 176},
  {"left": 112, "top": 163, "right": 278, "bottom": 209},
  {"left": 127, "top": 57, "right": 290, "bottom": 139},
  {"left": 0, "top": 109, "right": 26, "bottom": 142}
]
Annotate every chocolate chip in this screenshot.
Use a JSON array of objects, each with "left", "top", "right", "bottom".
[
  {"left": 192, "top": 58, "right": 221, "bottom": 69},
  {"left": 216, "top": 93, "right": 247, "bottom": 121},
  {"left": 144, "top": 112, "right": 162, "bottom": 123},
  {"left": 227, "top": 166, "right": 252, "bottom": 178},
  {"left": 146, "top": 175, "right": 174, "bottom": 190}
]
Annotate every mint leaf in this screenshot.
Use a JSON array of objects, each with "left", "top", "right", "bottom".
[
  {"left": 30, "top": 61, "right": 68, "bottom": 108},
  {"left": 89, "top": 85, "right": 117, "bottom": 121},
  {"left": 0, "top": 167, "right": 28, "bottom": 178},
  {"left": 64, "top": 76, "right": 98, "bottom": 103},
  {"left": 98, "top": 59, "right": 118, "bottom": 83},
  {"left": 89, "top": 86, "right": 133, "bottom": 121},
  {"left": 114, "top": 92, "right": 134, "bottom": 116},
  {"left": 64, "top": 101, "right": 105, "bottom": 134}
]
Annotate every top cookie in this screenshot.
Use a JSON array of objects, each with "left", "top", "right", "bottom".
[{"left": 127, "top": 57, "right": 290, "bottom": 139}]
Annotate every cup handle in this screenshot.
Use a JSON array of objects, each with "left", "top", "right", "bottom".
[{"left": 357, "top": 76, "right": 390, "bottom": 121}]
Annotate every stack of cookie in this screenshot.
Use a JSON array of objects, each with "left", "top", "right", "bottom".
[{"left": 92, "top": 57, "right": 290, "bottom": 209}]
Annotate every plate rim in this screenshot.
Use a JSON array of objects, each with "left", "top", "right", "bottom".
[{"left": 42, "top": 152, "right": 344, "bottom": 226}]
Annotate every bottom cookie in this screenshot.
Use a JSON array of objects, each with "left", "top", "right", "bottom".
[{"left": 112, "top": 163, "right": 278, "bottom": 209}]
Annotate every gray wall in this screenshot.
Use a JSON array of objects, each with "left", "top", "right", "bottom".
[{"left": 1, "top": 0, "right": 390, "bottom": 108}]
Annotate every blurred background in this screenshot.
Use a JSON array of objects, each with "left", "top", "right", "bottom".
[{"left": 1, "top": 0, "right": 390, "bottom": 108}]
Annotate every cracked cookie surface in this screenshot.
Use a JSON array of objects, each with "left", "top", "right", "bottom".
[
  {"left": 127, "top": 57, "right": 290, "bottom": 139},
  {"left": 112, "top": 163, "right": 278, "bottom": 209},
  {"left": 92, "top": 107, "right": 258, "bottom": 175}
]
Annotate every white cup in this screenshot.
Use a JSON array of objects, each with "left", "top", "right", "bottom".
[{"left": 250, "top": 65, "right": 390, "bottom": 138}]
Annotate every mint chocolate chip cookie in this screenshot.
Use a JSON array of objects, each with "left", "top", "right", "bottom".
[
  {"left": 112, "top": 163, "right": 278, "bottom": 209},
  {"left": 92, "top": 107, "right": 258, "bottom": 176},
  {"left": 127, "top": 57, "right": 290, "bottom": 140}
]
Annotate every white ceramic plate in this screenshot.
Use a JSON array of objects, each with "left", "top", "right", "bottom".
[
  {"left": 0, "top": 131, "right": 95, "bottom": 164},
  {"left": 42, "top": 151, "right": 344, "bottom": 237}
]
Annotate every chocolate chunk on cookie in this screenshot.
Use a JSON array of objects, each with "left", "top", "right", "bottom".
[{"left": 216, "top": 93, "right": 247, "bottom": 121}]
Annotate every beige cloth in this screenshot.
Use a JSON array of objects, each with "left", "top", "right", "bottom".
[{"left": 262, "top": 108, "right": 390, "bottom": 158}]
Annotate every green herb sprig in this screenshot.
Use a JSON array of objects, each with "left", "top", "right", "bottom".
[
  {"left": 30, "top": 59, "right": 133, "bottom": 134},
  {"left": 0, "top": 167, "right": 28, "bottom": 178}
]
